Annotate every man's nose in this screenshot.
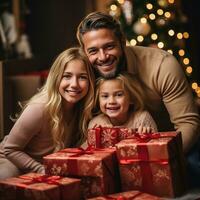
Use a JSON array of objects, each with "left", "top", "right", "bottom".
[{"left": 98, "top": 49, "right": 107, "bottom": 61}]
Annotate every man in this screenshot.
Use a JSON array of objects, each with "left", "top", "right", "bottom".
[{"left": 76, "top": 11, "right": 200, "bottom": 153}]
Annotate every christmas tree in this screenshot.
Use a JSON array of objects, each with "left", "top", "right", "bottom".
[{"left": 107, "top": 0, "right": 200, "bottom": 98}]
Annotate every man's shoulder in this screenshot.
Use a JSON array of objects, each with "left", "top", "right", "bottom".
[
  {"left": 125, "top": 45, "right": 176, "bottom": 76},
  {"left": 126, "top": 45, "right": 170, "bottom": 57}
]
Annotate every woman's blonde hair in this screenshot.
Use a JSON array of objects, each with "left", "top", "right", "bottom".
[
  {"left": 94, "top": 72, "right": 146, "bottom": 115},
  {"left": 22, "top": 47, "right": 95, "bottom": 148}
]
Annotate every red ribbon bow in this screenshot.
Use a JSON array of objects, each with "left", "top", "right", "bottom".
[{"left": 20, "top": 174, "right": 62, "bottom": 185}]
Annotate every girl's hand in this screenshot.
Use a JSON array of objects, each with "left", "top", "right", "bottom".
[{"left": 137, "top": 126, "right": 152, "bottom": 134}]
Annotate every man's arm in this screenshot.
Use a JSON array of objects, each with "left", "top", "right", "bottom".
[{"left": 156, "top": 53, "right": 200, "bottom": 152}]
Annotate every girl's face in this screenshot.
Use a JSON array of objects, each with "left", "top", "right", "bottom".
[
  {"left": 99, "top": 79, "right": 130, "bottom": 126},
  {"left": 59, "top": 59, "right": 89, "bottom": 108}
]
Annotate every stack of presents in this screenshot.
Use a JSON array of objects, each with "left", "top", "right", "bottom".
[{"left": 0, "top": 127, "right": 187, "bottom": 200}]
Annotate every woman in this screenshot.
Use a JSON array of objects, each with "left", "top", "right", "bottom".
[{"left": 0, "top": 47, "right": 95, "bottom": 179}]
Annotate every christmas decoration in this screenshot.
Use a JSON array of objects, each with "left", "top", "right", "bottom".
[{"left": 108, "top": 0, "right": 200, "bottom": 97}]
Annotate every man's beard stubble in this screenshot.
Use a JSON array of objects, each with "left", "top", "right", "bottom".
[{"left": 94, "top": 52, "right": 126, "bottom": 79}]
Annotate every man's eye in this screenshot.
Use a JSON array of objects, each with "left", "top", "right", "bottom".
[
  {"left": 106, "top": 44, "right": 114, "bottom": 50},
  {"left": 89, "top": 49, "right": 98, "bottom": 55}
]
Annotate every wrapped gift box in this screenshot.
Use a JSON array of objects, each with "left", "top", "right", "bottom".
[
  {"left": 115, "top": 132, "right": 187, "bottom": 198},
  {"left": 87, "top": 126, "right": 133, "bottom": 148},
  {"left": 0, "top": 173, "right": 81, "bottom": 200},
  {"left": 43, "top": 148, "right": 120, "bottom": 198},
  {"left": 87, "top": 190, "right": 163, "bottom": 200}
]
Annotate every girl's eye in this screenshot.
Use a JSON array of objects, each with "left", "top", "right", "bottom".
[
  {"left": 100, "top": 94, "right": 108, "bottom": 98},
  {"left": 116, "top": 92, "right": 124, "bottom": 97}
]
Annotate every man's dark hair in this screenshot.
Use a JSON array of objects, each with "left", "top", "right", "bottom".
[{"left": 77, "top": 11, "right": 126, "bottom": 48}]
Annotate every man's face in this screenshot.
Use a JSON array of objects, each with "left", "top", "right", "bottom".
[{"left": 82, "top": 28, "right": 123, "bottom": 78}]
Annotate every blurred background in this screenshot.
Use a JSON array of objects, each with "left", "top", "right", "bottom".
[{"left": 0, "top": 0, "right": 200, "bottom": 136}]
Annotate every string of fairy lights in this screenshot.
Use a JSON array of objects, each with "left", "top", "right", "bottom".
[{"left": 108, "top": 0, "right": 200, "bottom": 97}]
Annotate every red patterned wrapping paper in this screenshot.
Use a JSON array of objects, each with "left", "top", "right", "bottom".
[
  {"left": 0, "top": 173, "right": 81, "bottom": 200},
  {"left": 43, "top": 148, "right": 120, "bottom": 198},
  {"left": 87, "top": 126, "right": 134, "bottom": 148},
  {"left": 115, "top": 132, "right": 187, "bottom": 198},
  {"left": 87, "top": 190, "right": 164, "bottom": 200}
]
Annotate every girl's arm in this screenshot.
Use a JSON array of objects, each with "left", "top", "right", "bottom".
[
  {"left": 134, "top": 111, "right": 158, "bottom": 134},
  {"left": 3, "top": 104, "right": 46, "bottom": 173}
]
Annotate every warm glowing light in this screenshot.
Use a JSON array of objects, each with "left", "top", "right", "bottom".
[
  {"left": 192, "top": 82, "right": 198, "bottom": 90},
  {"left": 158, "top": 42, "right": 164, "bottom": 48},
  {"left": 168, "top": 0, "right": 175, "bottom": 4},
  {"left": 197, "top": 93, "right": 200, "bottom": 97},
  {"left": 151, "top": 33, "right": 158, "bottom": 40},
  {"left": 177, "top": 33, "right": 183, "bottom": 39},
  {"left": 157, "top": 9, "right": 164, "bottom": 15},
  {"left": 146, "top": 3, "right": 153, "bottom": 10},
  {"left": 149, "top": 13, "right": 156, "bottom": 20},
  {"left": 140, "top": 17, "right": 147, "bottom": 23},
  {"left": 183, "top": 32, "right": 189, "bottom": 39},
  {"left": 137, "top": 35, "right": 144, "bottom": 42},
  {"left": 109, "top": 10, "right": 116, "bottom": 16},
  {"left": 167, "top": 49, "right": 173, "bottom": 54},
  {"left": 110, "top": 4, "right": 117, "bottom": 11},
  {"left": 183, "top": 58, "right": 190, "bottom": 65},
  {"left": 186, "top": 66, "right": 193, "bottom": 74},
  {"left": 118, "top": 0, "right": 124, "bottom": 4},
  {"left": 178, "top": 49, "right": 185, "bottom": 56},
  {"left": 168, "top": 29, "right": 175, "bottom": 36},
  {"left": 195, "top": 87, "right": 200, "bottom": 94},
  {"left": 164, "top": 12, "right": 171, "bottom": 18},
  {"left": 130, "top": 39, "right": 137, "bottom": 46}
]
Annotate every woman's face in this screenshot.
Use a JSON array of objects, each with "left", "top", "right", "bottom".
[
  {"left": 99, "top": 79, "right": 130, "bottom": 126},
  {"left": 59, "top": 59, "right": 89, "bottom": 107}
]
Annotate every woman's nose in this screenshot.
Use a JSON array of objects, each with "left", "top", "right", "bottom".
[{"left": 71, "top": 77, "right": 79, "bottom": 87}]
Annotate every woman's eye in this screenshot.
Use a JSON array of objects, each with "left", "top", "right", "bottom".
[
  {"left": 79, "top": 75, "right": 88, "bottom": 80},
  {"left": 63, "top": 74, "right": 71, "bottom": 79}
]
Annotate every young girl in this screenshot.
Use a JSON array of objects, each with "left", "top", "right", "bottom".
[
  {"left": 88, "top": 72, "right": 157, "bottom": 133},
  {"left": 0, "top": 47, "right": 95, "bottom": 179}
]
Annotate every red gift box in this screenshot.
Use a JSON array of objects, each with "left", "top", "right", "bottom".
[
  {"left": 43, "top": 148, "right": 120, "bottom": 198},
  {"left": 87, "top": 190, "right": 163, "bottom": 200},
  {"left": 0, "top": 173, "right": 81, "bottom": 200},
  {"left": 87, "top": 126, "right": 133, "bottom": 148},
  {"left": 115, "top": 132, "right": 187, "bottom": 198}
]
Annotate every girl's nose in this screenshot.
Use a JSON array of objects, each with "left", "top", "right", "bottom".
[{"left": 108, "top": 96, "right": 116, "bottom": 104}]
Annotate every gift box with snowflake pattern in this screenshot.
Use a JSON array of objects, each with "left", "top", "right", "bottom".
[
  {"left": 0, "top": 172, "right": 81, "bottom": 200},
  {"left": 115, "top": 132, "right": 187, "bottom": 198},
  {"left": 87, "top": 126, "right": 134, "bottom": 148},
  {"left": 43, "top": 148, "right": 120, "bottom": 198},
  {"left": 88, "top": 190, "right": 164, "bottom": 200}
]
